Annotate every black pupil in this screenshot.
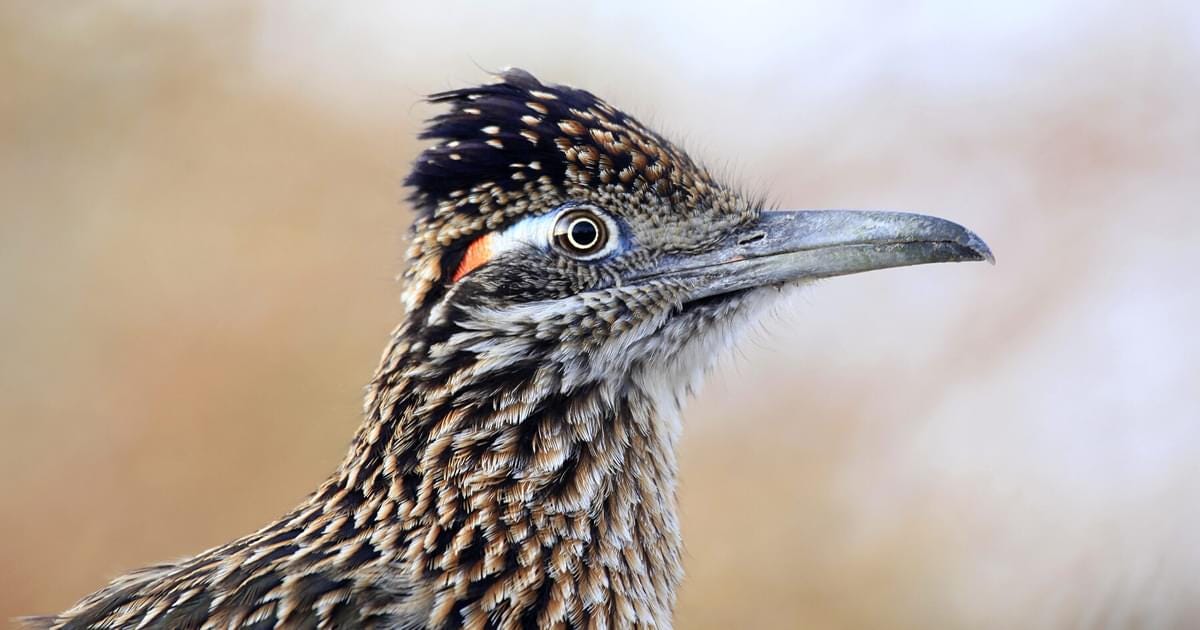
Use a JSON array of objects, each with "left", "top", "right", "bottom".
[{"left": 569, "top": 219, "right": 599, "bottom": 249}]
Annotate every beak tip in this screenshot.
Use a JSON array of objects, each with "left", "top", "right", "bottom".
[{"left": 963, "top": 231, "right": 996, "bottom": 265}]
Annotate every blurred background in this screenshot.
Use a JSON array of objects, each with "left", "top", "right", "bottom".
[{"left": 2, "top": 1, "right": 1198, "bottom": 628}]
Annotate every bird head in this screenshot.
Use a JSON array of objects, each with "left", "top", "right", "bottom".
[{"left": 398, "top": 69, "right": 992, "bottom": 396}]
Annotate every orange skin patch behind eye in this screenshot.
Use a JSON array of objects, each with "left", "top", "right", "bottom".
[{"left": 452, "top": 233, "right": 494, "bottom": 282}]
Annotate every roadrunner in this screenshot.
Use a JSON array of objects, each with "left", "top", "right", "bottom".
[{"left": 29, "top": 69, "right": 991, "bottom": 629}]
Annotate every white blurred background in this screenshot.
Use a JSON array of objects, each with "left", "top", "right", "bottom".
[{"left": 2, "top": 2, "right": 1198, "bottom": 627}]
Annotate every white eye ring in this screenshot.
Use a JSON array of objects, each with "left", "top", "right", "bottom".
[{"left": 551, "top": 206, "right": 619, "bottom": 260}]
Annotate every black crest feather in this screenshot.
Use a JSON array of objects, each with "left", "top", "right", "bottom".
[{"left": 404, "top": 68, "right": 704, "bottom": 217}]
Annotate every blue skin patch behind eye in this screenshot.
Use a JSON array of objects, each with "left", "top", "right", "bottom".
[{"left": 496, "top": 204, "right": 625, "bottom": 260}]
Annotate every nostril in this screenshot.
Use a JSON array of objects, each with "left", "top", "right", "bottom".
[{"left": 737, "top": 231, "right": 766, "bottom": 245}]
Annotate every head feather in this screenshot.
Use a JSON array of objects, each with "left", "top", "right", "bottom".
[{"left": 400, "top": 69, "right": 734, "bottom": 313}]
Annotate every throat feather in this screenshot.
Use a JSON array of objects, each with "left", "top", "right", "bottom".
[{"left": 345, "top": 355, "right": 684, "bottom": 628}]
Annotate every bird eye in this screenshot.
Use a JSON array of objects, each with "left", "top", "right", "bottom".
[{"left": 552, "top": 207, "right": 615, "bottom": 259}]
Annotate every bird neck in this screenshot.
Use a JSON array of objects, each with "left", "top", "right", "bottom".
[{"left": 324, "top": 326, "right": 685, "bottom": 627}]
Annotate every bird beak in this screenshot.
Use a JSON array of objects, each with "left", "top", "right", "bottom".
[{"left": 649, "top": 210, "right": 994, "bottom": 303}]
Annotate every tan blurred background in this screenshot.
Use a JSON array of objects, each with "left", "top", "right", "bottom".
[{"left": 3, "top": 2, "right": 1199, "bottom": 628}]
